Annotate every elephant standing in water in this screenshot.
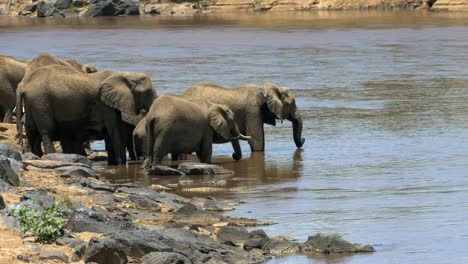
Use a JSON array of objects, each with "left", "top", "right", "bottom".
[
  {"left": 0, "top": 55, "right": 28, "bottom": 122},
  {"left": 144, "top": 94, "right": 250, "bottom": 170},
  {"left": 182, "top": 82, "right": 305, "bottom": 159},
  {"left": 18, "top": 65, "right": 156, "bottom": 165}
]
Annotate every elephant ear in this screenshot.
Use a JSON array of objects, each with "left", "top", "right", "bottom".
[
  {"left": 82, "top": 64, "right": 97, "bottom": 73},
  {"left": 99, "top": 73, "right": 140, "bottom": 125},
  {"left": 263, "top": 82, "right": 283, "bottom": 119},
  {"left": 209, "top": 104, "right": 231, "bottom": 140}
]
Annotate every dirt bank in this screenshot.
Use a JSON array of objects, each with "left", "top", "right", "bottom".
[{"left": 0, "top": 0, "right": 466, "bottom": 19}]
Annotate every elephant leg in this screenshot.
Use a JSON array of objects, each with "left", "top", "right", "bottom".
[
  {"left": 104, "top": 136, "right": 117, "bottom": 165},
  {"left": 27, "top": 130, "right": 42, "bottom": 157},
  {"left": 150, "top": 136, "right": 166, "bottom": 168},
  {"left": 246, "top": 118, "right": 265, "bottom": 152},
  {"left": 197, "top": 136, "right": 212, "bottom": 164},
  {"left": 231, "top": 139, "right": 242, "bottom": 160},
  {"left": 103, "top": 117, "right": 126, "bottom": 165}
]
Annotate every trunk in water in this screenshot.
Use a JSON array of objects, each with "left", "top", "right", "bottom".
[{"left": 290, "top": 111, "right": 305, "bottom": 148}]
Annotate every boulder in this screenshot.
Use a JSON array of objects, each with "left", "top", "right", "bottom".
[
  {"left": 72, "top": 0, "right": 84, "bottom": 7},
  {"left": 143, "top": 4, "right": 161, "bottom": 14},
  {"left": 0, "top": 157, "right": 21, "bottom": 186},
  {"left": 41, "top": 153, "right": 92, "bottom": 167},
  {"left": 56, "top": 235, "right": 85, "bottom": 248},
  {"left": 84, "top": 237, "right": 127, "bottom": 264},
  {"left": 21, "top": 152, "right": 39, "bottom": 160},
  {"left": 36, "top": 1, "right": 59, "bottom": 17},
  {"left": 263, "top": 236, "right": 300, "bottom": 256},
  {"left": 171, "top": 203, "right": 222, "bottom": 225},
  {"left": 115, "top": 1, "right": 140, "bottom": 15},
  {"left": 0, "top": 143, "right": 21, "bottom": 161},
  {"left": 55, "top": 0, "right": 71, "bottom": 9},
  {"left": 178, "top": 162, "right": 234, "bottom": 175},
  {"left": 39, "top": 250, "right": 69, "bottom": 263},
  {"left": 23, "top": 2, "right": 38, "bottom": 13},
  {"left": 0, "top": 215, "right": 21, "bottom": 231},
  {"left": 217, "top": 226, "right": 250, "bottom": 246},
  {"left": 0, "top": 194, "right": 5, "bottom": 210},
  {"left": 83, "top": 0, "right": 117, "bottom": 17},
  {"left": 243, "top": 229, "right": 270, "bottom": 251},
  {"left": 20, "top": 190, "right": 55, "bottom": 210},
  {"left": 141, "top": 252, "right": 191, "bottom": 264},
  {"left": 71, "top": 243, "right": 86, "bottom": 262},
  {"left": 57, "top": 166, "right": 96, "bottom": 178},
  {"left": 66, "top": 207, "right": 136, "bottom": 233},
  {"left": 190, "top": 197, "right": 237, "bottom": 211},
  {"left": 146, "top": 165, "right": 185, "bottom": 176},
  {"left": 301, "top": 233, "right": 375, "bottom": 254}
]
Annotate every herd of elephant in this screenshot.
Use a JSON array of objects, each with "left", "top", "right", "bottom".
[{"left": 0, "top": 53, "right": 305, "bottom": 171}]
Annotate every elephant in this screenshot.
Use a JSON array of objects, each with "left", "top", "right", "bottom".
[
  {"left": 144, "top": 94, "right": 250, "bottom": 170},
  {"left": 0, "top": 55, "right": 28, "bottom": 122},
  {"left": 17, "top": 64, "right": 156, "bottom": 165},
  {"left": 182, "top": 82, "right": 305, "bottom": 159}
]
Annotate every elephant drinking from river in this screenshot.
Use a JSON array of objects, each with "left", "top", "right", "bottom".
[
  {"left": 182, "top": 82, "right": 305, "bottom": 159},
  {"left": 144, "top": 94, "right": 250, "bottom": 170}
]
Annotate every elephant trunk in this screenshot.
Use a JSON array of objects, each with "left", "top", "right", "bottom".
[{"left": 290, "top": 110, "right": 305, "bottom": 148}]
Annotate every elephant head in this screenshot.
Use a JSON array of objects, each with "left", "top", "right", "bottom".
[
  {"left": 98, "top": 72, "right": 157, "bottom": 125},
  {"left": 209, "top": 104, "right": 250, "bottom": 142},
  {"left": 260, "top": 82, "right": 305, "bottom": 148}
]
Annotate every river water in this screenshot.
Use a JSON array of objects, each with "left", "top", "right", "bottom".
[{"left": 2, "top": 11, "right": 468, "bottom": 263}]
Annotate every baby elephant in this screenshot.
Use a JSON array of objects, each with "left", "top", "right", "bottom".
[{"left": 144, "top": 94, "right": 250, "bottom": 170}]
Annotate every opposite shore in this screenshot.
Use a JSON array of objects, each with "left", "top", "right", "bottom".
[{"left": 0, "top": 0, "right": 467, "bottom": 19}]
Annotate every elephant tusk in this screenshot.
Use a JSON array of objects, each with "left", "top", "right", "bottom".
[{"left": 235, "top": 134, "right": 251, "bottom": 141}]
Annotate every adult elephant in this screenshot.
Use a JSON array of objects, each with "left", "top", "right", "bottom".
[
  {"left": 144, "top": 94, "right": 250, "bottom": 170},
  {"left": 17, "top": 65, "right": 156, "bottom": 165},
  {"left": 0, "top": 55, "right": 28, "bottom": 122},
  {"left": 182, "top": 82, "right": 305, "bottom": 160}
]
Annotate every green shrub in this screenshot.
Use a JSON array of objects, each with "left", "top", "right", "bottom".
[{"left": 9, "top": 200, "right": 68, "bottom": 243}]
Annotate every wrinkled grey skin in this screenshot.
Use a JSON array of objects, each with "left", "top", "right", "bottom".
[
  {"left": 182, "top": 82, "right": 305, "bottom": 160},
  {"left": 132, "top": 116, "right": 147, "bottom": 160},
  {"left": 0, "top": 55, "right": 28, "bottom": 123},
  {"left": 144, "top": 94, "right": 250, "bottom": 170},
  {"left": 17, "top": 65, "right": 156, "bottom": 165}
]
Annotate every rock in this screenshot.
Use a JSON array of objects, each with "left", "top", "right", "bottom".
[
  {"left": 0, "top": 215, "right": 21, "bottom": 231},
  {"left": 143, "top": 4, "right": 161, "bottom": 14},
  {"left": 57, "top": 166, "right": 96, "bottom": 178},
  {"left": 178, "top": 162, "right": 234, "bottom": 175},
  {"left": 217, "top": 226, "right": 250, "bottom": 246},
  {"left": 0, "top": 195, "right": 4, "bottom": 209},
  {"left": 20, "top": 190, "right": 55, "bottom": 210},
  {"left": 79, "top": 179, "right": 116, "bottom": 192},
  {"left": 84, "top": 237, "right": 127, "bottom": 264},
  {"left": 21, "top": 152, "right": 39, "bottom": 160},
  {"left": 190, "top": 197, "right": 238, "bottom": 211},
  {"left": 16, "top": 254, "right": 30, "bottom": 262},
  {"left": 66, "top": 207, "right": 136, "bottom": 233},
  {"left": 263, "top": 236, "right": 300, "bottom": 256},
  {"left": 55, "top": 0, "right": 71, "bottom": 9},
  {"left": 301, "top": 233, "right": 375, "bottom": 254},
  {"left": 146, "top": 165, "right": 185, "bottom": 176},
  {"left": 36, "top": 1, "right": 59, "bottom": 17},
  {"left": 39, "top": 250, "right": 69, "bottom": 263},
  {"left": 72, "top": 243, "right": 86, "bottom": 261},
  {"left": 0, "top": 143, "right": 21, "bottom": 161},
  {"left": 1, "top": 2, "right": 11, "bottom": 15},
  {"left": 128, "top": 194, "right": 161, "bottom": 209},
  {"left": 0, "top": 157, "right": 21, "bottom": 186},
  {"left": 0, "top": 179, "right": 12, "bottom": 192},
  {"left": 83, "top": 0, "right": 117, "bottom": 17},
  {"left": 141, "top": 252, "right": 191, "bottom": 264},
  {"left": 42, "top": 153, "right": 92, "bottom": 167},
  {"left": 243, "top": 229, "right": 270, "bottom": 251},
  {"left": 56, "top": 235, "right": 85, "bottom": 248},
  {"left": 24, "top": 159, "right": 92, "bottom": 172},
  {"left": 172, "top": 203, "right": 222, "bottom": 225},
  {"left": 109, "top": 229, "right": 173, "bottom": 258},
  {"left": 72, "top": 0, "right": 84, "bottom": 7},
  {"left": 115, "top": 1, "right": 140, "bottom": 15}
]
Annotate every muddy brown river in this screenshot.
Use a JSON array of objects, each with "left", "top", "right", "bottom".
[{"left": 2, "top": 11, "right": 468, "bottom": 263}]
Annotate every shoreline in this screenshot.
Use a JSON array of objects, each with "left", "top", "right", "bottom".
[
  {"left": 0, "top": 0, "right": 467, "bottom": 19},
  {"left": 0, "top": 123, "right": 374, "bottom": 263}
]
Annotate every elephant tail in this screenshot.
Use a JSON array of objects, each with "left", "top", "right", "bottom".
[{"left": 15, "top": 85, "right": 24, "bottom": 146}]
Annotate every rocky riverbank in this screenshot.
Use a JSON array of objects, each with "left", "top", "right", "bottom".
[
  {"left": 0, "top": 122, "right": 374, "bottom": 263},
  {"left": 0, "top": 0, "right": 467, "bottom": 18}
]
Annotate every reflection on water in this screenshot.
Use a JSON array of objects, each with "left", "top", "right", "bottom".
[{"left": 2, "top": 11, "right": 468, "bottom": 263}]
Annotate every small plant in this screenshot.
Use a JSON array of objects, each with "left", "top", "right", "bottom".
[{"left": 9, "top": 201, "right": 69, "bottom": 243}]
